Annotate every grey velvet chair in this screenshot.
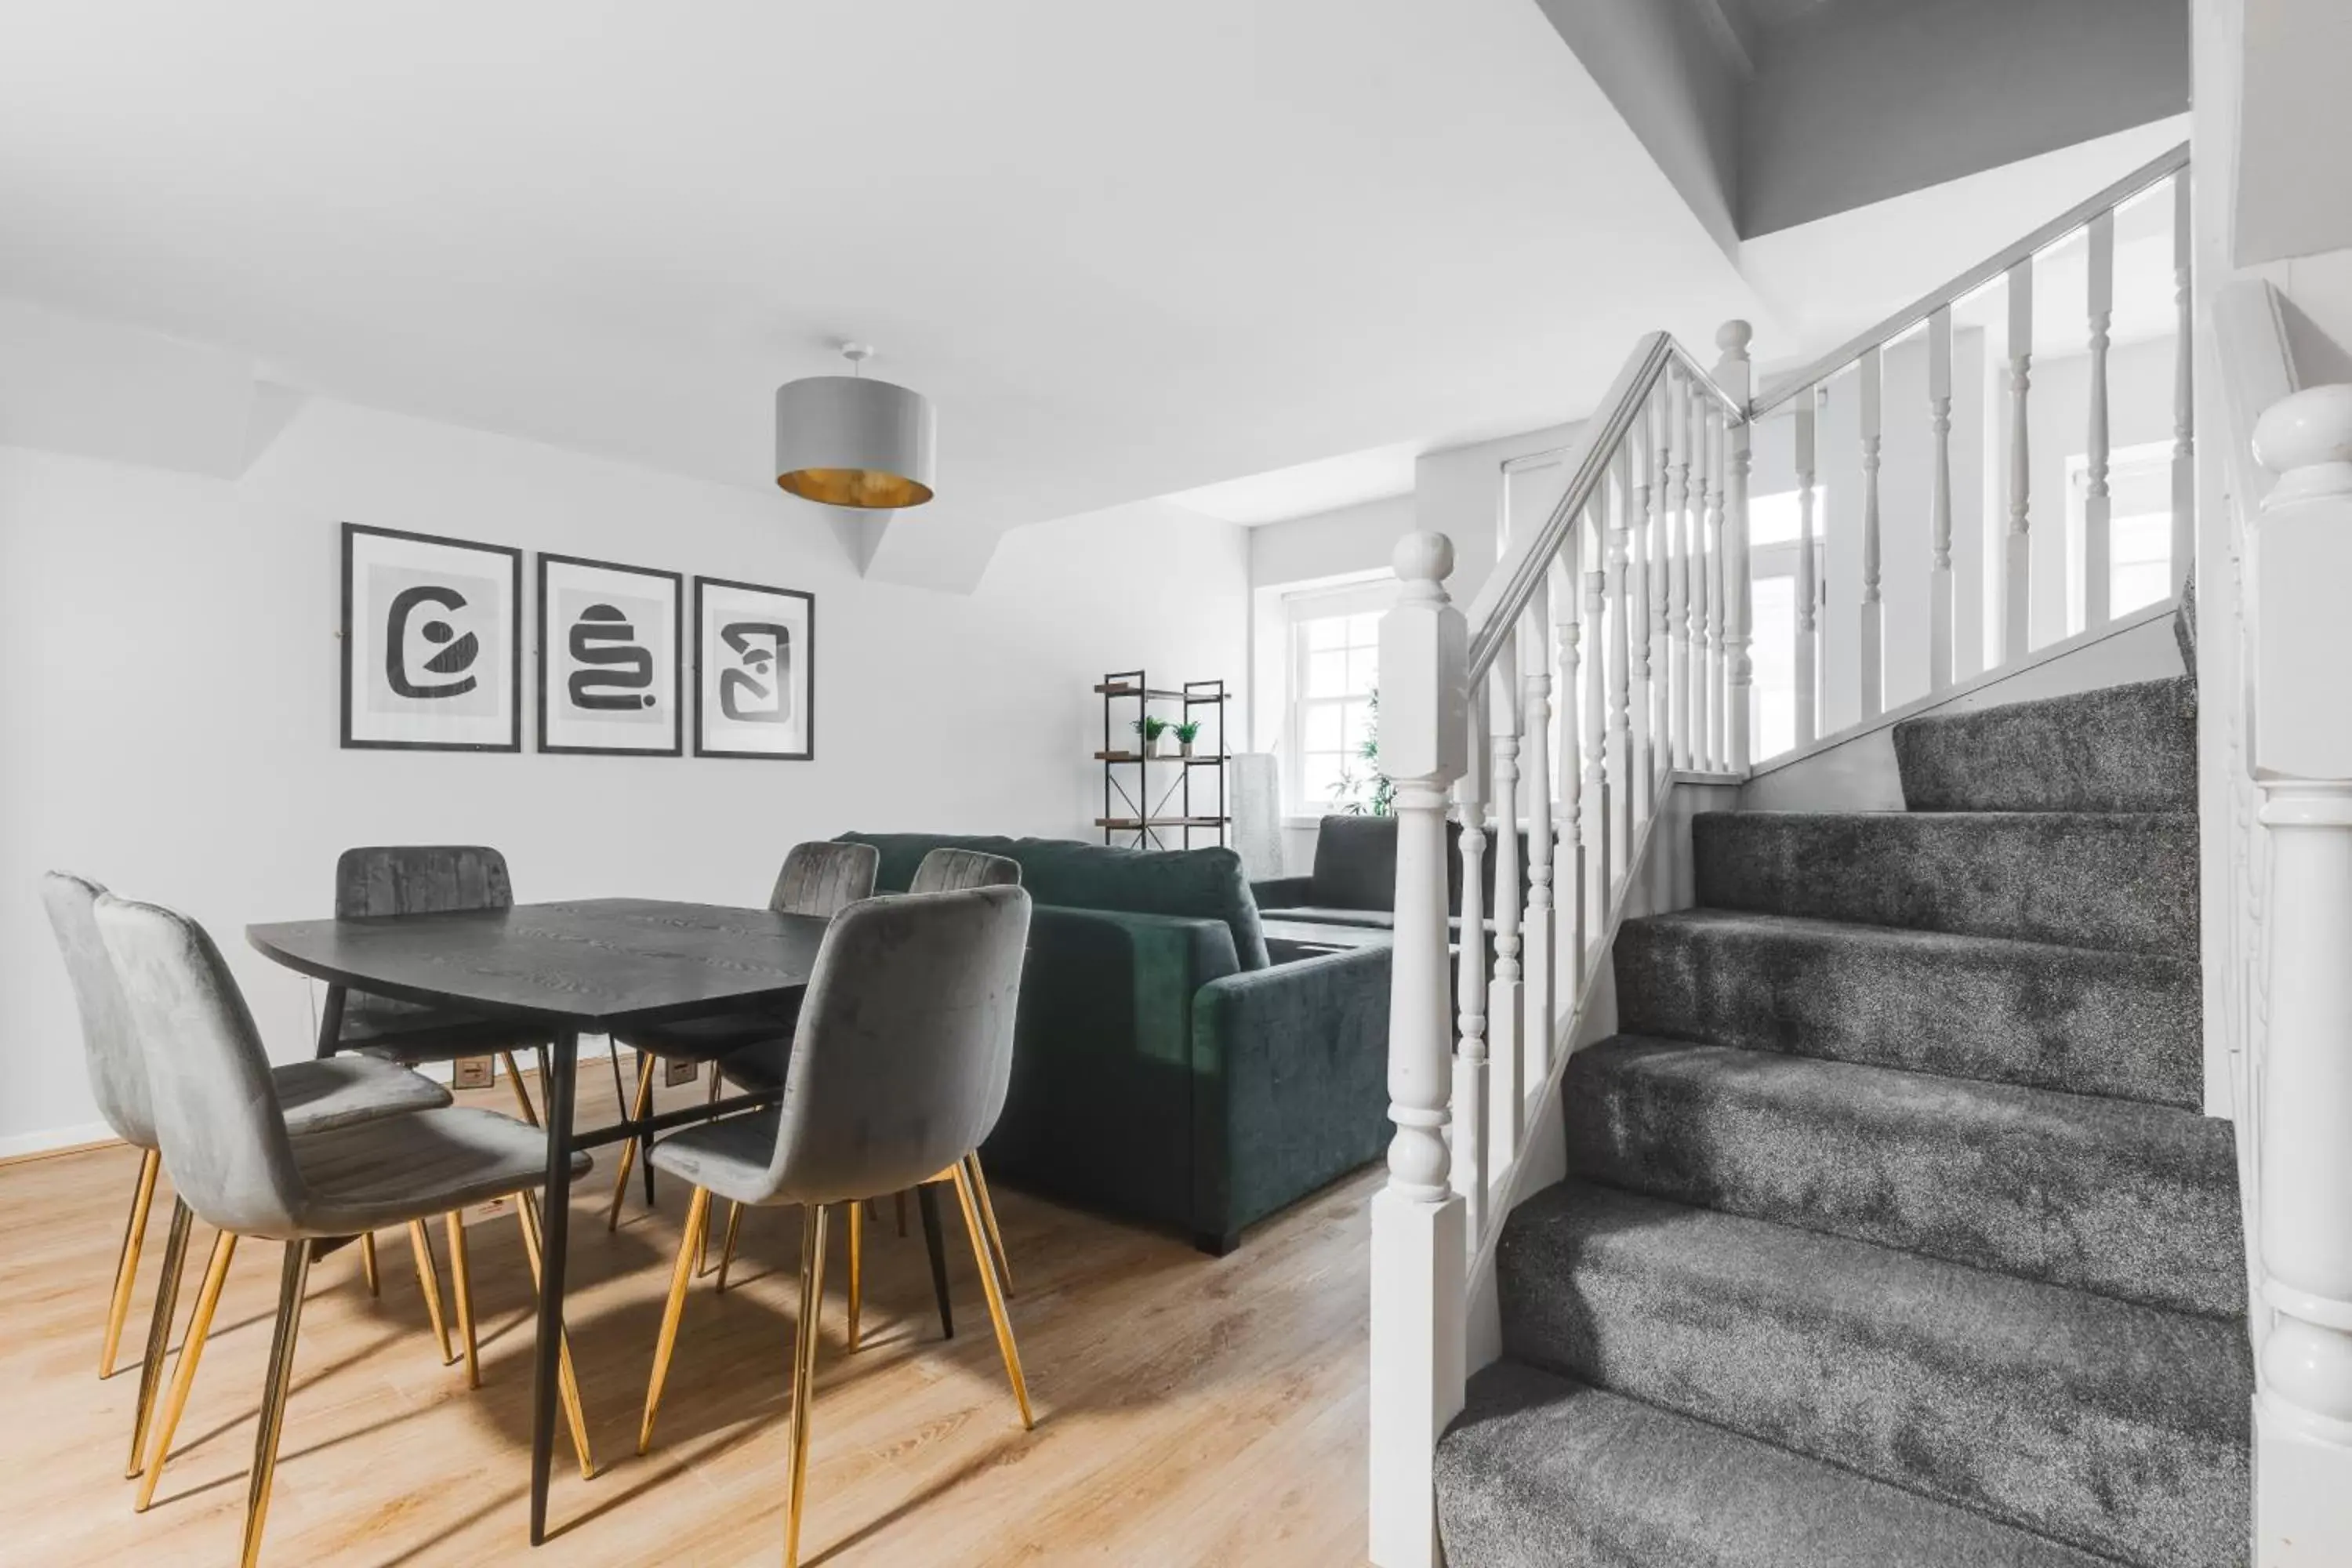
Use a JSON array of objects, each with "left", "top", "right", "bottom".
[
  {"left": 39, "top": 871, "right": 452, "bottom": 1482},
  {"left": 635, "top": 885, "right": 1036, "bottom": 1568},
  {"left": 604, "top": 840, "right": 882, "bottom": 1228},
  {"left": 909, "top": 846, "right": 1022, "bottom": 894},
  {"left": 93, "top": 893, "right": 597, "bottom": 1562}
]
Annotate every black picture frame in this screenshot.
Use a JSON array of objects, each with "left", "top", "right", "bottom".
[
  {"left": 693, "top": 575, "right": 815, "bottom": 761},
  {"left": 535, "top": 552, "right": 685, "bottom": 757},
  {"left": 339, "top": 522, "right": 523, "bottom": 753}
]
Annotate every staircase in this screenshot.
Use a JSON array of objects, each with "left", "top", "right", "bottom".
[{"left": 1432, "top": 658, "right": 2254, "bottom": 1566}]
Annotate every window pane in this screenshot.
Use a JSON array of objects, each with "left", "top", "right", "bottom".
[
  {"left": 1305, "top": 615, "right": 1347, "bottom": 652},
  {"left": 1343, "top": 699, "right": 1372, "bottom": 753},
  {"left": 1347, "top": 646, "right": 1378, "bottom": 694},
  {"left": 1301, "top": 752, "right": 1349, "bottom": 807},
  {"left": 1748, "top": 575, "right": 1796, "bottom": 760},
  {"left": 1348, "top": 612, "right": 1381, "bottom": 647},
  {"left": 1304, "top": 702, "right": 1342, "bottom": 752},
  {"left": 1308, "top": 649, "right": 1348, "bottom": 696}
]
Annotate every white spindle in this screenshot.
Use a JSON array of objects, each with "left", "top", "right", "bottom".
[
  {"left": 1606, "top": 442, "right": 1635, "bottom": 862},
  {"left": 1485, "top": 637, "right": 1523, "bottom": 1181},
  {"left": 2085, "top": 209, "right": 2114, "bottom": 629},
  {"left": 2248, "top": 385, "right": 2352, "bottom": 1568},
  {"left": 1581, "top": 564, "right": 1608, "bottom": 967},
  {"left": 1523, "top": 569, "right": 1555, "bottom": 1086},
  {"left": 1554, "top": 551, "right": 1584, "bottom": 1011},
  {"left": 2172, "top": 172, "right": 2194, "bottom": 596},
  {"left": 1929, "top": 305, "right": 1955, "bottom": 691},
  {"left": 1647, "top": 392, "right": 1672, "bottom": 789},
  {"left": 1368, "top": 532, "right": 1468, "bottom": 1568},
  {"left": 1859, "top": 346, "right": 1885, "bottom": 717},
  {"left": 1717, "top": 322, "right": 1754, "bottom": 771},
  {"left": 1795, "top": 388, "right": 1820, "bottom": 746},
  {"left": 1668, "top": 373, "right": 1693, "bottom": 770},
  {"left": 1701, "top": 401, "right": 1725, "bottom": 770},
  {"left": 2005, "top": 260, "right": 2034, "bottom": 662},
  {"left": 1449, "top": 684, "right": 1490, "bottom": 1243}
]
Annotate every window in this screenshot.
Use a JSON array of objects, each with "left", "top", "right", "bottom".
[
  {"left": 2067, "top": 441, "right": 2178, "bottom": 634},
  {"left": 1746, "top": 486, "right": 1825, "bottom": 762},
  {"left": 1283, "top": 581, "right": 1386, "bottom": 814}
]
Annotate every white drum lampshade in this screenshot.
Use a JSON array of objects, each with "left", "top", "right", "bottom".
[{"left": 774, "top": 345, "right": 936, "bottom": 509}]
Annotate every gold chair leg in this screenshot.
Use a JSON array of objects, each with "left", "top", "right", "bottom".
[
  {"left": 514, "top": 1194, "right": 596, "bottom": 1480},
  {"left": 406, "top": 1220, "right": 453, "bottom": 1365},
  {"left": 126, "top": 1196, "right": 194, "bottom": 1478},
  {"left": 605, "top": 1051, "right": 657, "bottom": 1232},
  {"left": 715, "top": 1203, "right": 745, "bottom": 1294},
  {"left": 358, "top": 1230, "right": 379, "bottom": 1297},
  {"left": 784, "top": 1203, "right": 829, "bottom": 1568},
  {"left": 965, "top": 1152, "right": 1014, "bottom": 1300},
  {"left": 444, "top": 1211, "right": 480, "bottom": 1390},
  {"left": 499, "top": 1051, "right": 540, "bottom": 1127},
  {"left": 238, "top": 1240, "right": 314, "bottom": 1568},
  {"left": 136, "top": 1228, "right": 238, "bottom": 1511},
  {"left": 101, "top": 1148, "right": 162, "bottom": 1378},
  {"left": 846, "top": 1201, "right": 863, "bottom": 1351},
  {"left": 639, "top": 1185, "right": 710, "bottom": 1455},
  {"left": 951, "top": 1163, "right": 1033, "bottom": 1431}
]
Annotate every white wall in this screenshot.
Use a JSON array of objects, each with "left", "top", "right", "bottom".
[
  {"left": 0, "top": 398, "right": 1247, "bottom": 1152},
  {"left": 1247, "top": 492, "right": 1416, "bottom": 592}
]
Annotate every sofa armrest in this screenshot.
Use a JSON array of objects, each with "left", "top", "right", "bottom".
[
  {"left": 983, "top": 905, "right": 1241, "bottom": 1232},
  {"left": 1190, "top": 942, "right": 1392, "bottom": 1243},
  {"left": 1250, "top": 874, "right": 1316, "bottom": 910}
]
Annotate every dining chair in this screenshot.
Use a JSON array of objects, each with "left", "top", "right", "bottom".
[
  {"left": 635, "top": 885, "right": 1036, "bottom": 1567},
  {"left": 603, "top": 840, "right": 880, "bottom": 1229},
  {"left": 39, "top": 871, "right": 455, "bottom": 1482},
  {"left": 93, "top": 893, "right": 597, "bottom": 1563}
]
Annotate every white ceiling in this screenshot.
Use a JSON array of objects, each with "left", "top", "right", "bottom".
[{"left": 0, "top": 0, "right": 1762, "bottom": 590}]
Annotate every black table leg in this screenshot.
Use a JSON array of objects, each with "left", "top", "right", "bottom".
[
  {"left": 916, "top": 1185, "right": 954, "bottom": 1340},
  {"left": 528, "top": 1029, "right": 580, "bottom": 1545},
  {"left": 312, "top": 985, "right": 346, "bottom": 1060}
]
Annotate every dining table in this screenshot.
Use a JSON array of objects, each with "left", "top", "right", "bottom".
[{"left": 246, "top": 896, "right": 830, "bottom": 1545}]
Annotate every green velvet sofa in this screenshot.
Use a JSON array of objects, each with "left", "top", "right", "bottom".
[
  {"left": 838, "top": 831, "right": 1391, "bottom": 1254},
  {"left": 1252, "top": 813, "right": 1526, "bottom": 931}
]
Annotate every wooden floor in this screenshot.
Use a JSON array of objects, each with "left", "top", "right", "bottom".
[{"left": 0, "top": 1069, "right": 1376, "bottom": 1566}]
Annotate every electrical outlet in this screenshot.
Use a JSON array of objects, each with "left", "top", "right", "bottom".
[
  {"left": 665, "top": 1056, "right": 699, "bottom": 1088},
  {"left": 452, "top": 1055, "right": 495, "bottom": 1091}
]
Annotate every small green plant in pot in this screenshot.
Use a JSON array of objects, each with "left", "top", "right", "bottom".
[
  {"left": 1173, "top": 719, "right": 1203, "bottom": 757},
  {"left": 1134, "top": 714, "right": 1178, "bottom": 759}
]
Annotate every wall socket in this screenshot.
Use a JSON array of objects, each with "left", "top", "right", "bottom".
[
  {"left": 452, "top": 1055, "right": 495, "bottom": 1091},
  {"left": 665, "top": 1056, "right": 699, "bottom": 1088}
]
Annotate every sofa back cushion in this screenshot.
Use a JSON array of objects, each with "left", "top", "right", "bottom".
[
  {"left": 1305, "top": 814, "right": 1527, "bottom": 916},
  {"left": 839, "top": 832, "right": 1272, "bottom": 971}
]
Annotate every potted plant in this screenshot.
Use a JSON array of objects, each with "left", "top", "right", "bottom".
[
  {"left": 1174, "top": 719, "right": 1203, "bottom": 758},
  {"left": 1134, "top": 715, "right": 1178, "bottom": 759}
]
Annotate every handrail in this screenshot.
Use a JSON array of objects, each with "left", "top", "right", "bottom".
[
  {"left": 1464, "top": 332, "right": 1741, "bottom": 683},
  {"left": 1751, "top": 140, "right": 2190, "bottom": 417}
]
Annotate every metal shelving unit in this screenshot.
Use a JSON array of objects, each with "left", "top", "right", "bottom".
[{"left": 1094, "top": 670, "right": 1229, "bottom": 848}]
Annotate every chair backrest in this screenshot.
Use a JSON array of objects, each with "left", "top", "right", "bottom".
[
  {"left": 39, "top": 871, "right": 154, "bottom": 1149},
  {"left": 334, "top": 846, "right": 514, "bottom": 1030},
  {"left": 93, "top": 895, "right": 306, "bottom": 1236},
  {"left": 769, "top": 840, "right": 881, "bottom": 919},
  {"left": 762, "top": 885, "right": 1031, "bottom": 1205},
  {"left": 909, "top": 847, "right": 1022, "bottom": 895}
]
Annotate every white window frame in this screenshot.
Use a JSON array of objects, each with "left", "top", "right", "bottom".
[
  {"left": 1281, "top": 576, "right": 1389, "bottom": 818},
  {"left": 2065, "top": 440, "right": 2177, "bottom": 635}
]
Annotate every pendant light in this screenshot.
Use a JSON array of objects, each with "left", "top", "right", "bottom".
[{"left": 774, "top": 343, "right": 936, "bottom": 508}]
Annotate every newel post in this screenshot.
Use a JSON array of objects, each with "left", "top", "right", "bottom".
[
  {"left": 1715, "top": 321, "right": 1755, "bottom": 771},
  {"left": 1369, "top": 532, "right": 1470, "bottom": 1568},
  {"left": 2249, "top": 383, "right": 2352, "bottom": 1566}
]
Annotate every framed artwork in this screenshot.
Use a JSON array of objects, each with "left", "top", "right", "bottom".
[
  {"left": 341, "top": 523, "right": 522, "bottom": 752},
  {"left": 537, "top": 553, "right": 683, "bottom": 756},
  {"left": 694, "top": 575, "right": 815, "bottom": 760}
]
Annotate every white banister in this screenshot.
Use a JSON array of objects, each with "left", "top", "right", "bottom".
[
  {"left": 1581, "top": 560, "right": 1607, "bottom": 979},
  {"left": 2085, "top": 208, "right": 2114, "bottom": 630},
  {"left": 1701, "top": 400, "right": 1725, "bottom": 769},
  {"left": 1859, "top": 346, "right": 1885, "bottom": 717},
  {"left": 1716, "top": 321, "right": 1753, "bottom": 771},
  {"left": 1554, "top": 552, "right": 1584, "bottom": 1012},
  {"left": 2248, "top": 385, "right": 2352, "bottom": 1566},
  {"left": 1795, "top": 387, "right": 1820, "bottom": 746},
  {"left": 1606, "top": 444, "right": 1636, "bottom": 863},
  {"left": 1450, "top": 681, "right": 1490, "bottom": 1245},
  {"left": 1668, "top": 372, "right": 1694, "bottom": 769},
  {"left": 1485, "top": 635, "right": 1524, "bottom": 1183},
  {"left": 1368, "top": 532, "right": 1468, "bottom": 1568},
  {"left": 2005, "top": 260, "right": 2034, "bottom": 662},
  {"left": 1929, "top": 305, "right": 1955, "bottom": 691},
  {"left": 1521, "top": 572, "right": 1555, "bottom": 1095},
  {"left": 1647, "top": 390, "right": 1672, "bottom": 788},
  {"left": 2172, "top": 171, "right": 2195, "bottom": 591}
]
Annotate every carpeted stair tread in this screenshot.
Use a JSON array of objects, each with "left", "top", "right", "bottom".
[
  {"left": 1496, "top": 1180, "right": 2251, "bottom": 1568},
  {"left": 1693, "top": 809, "right": 2199, "bottom": 956},
  {"left": 1564, "top": 1035, "right": 2244, "bottom": 1318},
  {"left": 1436, "top": 1361, "right": 2117, "bottom": 1568},
  {"left": 1615, "top": 908, "right": 2203, "bottom": 1108},
  {"left": 1893, "top": 676, "right": 2197, "bottom": 813}
]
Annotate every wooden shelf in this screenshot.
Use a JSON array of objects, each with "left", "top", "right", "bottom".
[
  {"left": 1092, "top": 684, "right": 1232, "bottom": 702},
  {"left": 1093, "top": 751, "right": 1232, "bottom": 765},
  {"left": 1094, "top": 815, "right": 1230, "bottom": 830}
]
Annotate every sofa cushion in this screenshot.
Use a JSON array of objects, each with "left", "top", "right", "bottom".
[
  {"left": 840, "top": 832, "right": 1272, "bottom": 971},
  {"left": 1300, "top": 814, "right": 1530, "bottom": 916}
]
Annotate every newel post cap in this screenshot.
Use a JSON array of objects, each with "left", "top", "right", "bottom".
[
  {"left": 1379, "top": 532, "right": 1468, "bottom": 783},
  {"left": 2255, "top": 384, "right": 2352, "bottom": 509}
]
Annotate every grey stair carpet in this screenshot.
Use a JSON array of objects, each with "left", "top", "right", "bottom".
[
  {"left": 1438, "top": 1363, "right": 2118, "bottom": 1568},
  {"left": 1893, "top": 676, "right": 2198, "bottom": 813},
  {"left": 1439, "top": 648, "right": 2249, "bottom": 1568}
]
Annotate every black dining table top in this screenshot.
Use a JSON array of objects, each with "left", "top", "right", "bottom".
[{"left": 246, "top": 897, "right": 829, "bottom": 1030}]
